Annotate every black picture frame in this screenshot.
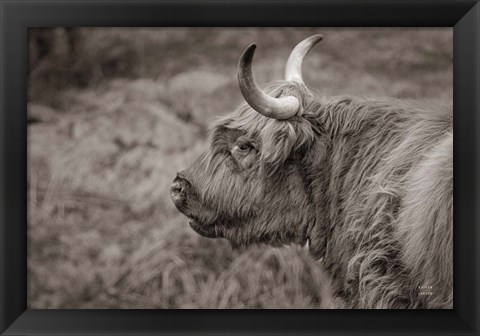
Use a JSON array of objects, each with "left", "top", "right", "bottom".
[{"left": 1, "top": 0, "right": 479, "bottom": 335}]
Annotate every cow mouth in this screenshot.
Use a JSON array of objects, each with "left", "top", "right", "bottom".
[{"left": 188, "top": 218, "right": 220, "bottom": 239}]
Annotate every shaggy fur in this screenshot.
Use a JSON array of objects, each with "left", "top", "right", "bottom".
[{"left": 175, "top": 81, "right": 453, "bottom": 309}]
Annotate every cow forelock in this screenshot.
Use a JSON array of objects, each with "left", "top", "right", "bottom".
[{"left": 220, "top": 82, "right": 317, "bottom": 170}]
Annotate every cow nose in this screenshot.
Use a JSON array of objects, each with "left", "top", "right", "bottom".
[
  {"left": 170, "top": 175, "right": 188, "bottom": 209},
  {"left": 171, "top": 177, "right": 185, "bottom": 195}
]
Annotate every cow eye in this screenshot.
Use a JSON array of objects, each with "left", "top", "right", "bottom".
[
  {"left": 237, "top": 142, "right": 252, "bottom": 152},
  {"left": 232, "top": 138, "right": 255, "bottom": 160}
]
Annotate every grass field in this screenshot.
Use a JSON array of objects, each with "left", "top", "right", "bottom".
[{"left": 27, "top": 27, "right": 452, "bottom": 308}]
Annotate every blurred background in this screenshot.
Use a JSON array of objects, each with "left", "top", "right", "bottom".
[{"left": 27, "top": 27, "right": 452, "bottom": 309}]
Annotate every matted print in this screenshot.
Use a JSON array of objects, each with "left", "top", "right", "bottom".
[{"left": 27, "top": 28, "right": 452, "bottom": 309}]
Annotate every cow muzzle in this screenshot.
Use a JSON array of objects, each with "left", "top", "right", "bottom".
[
  {"left": 170, "top": 174, "right": 224, "bottom": 239},
  {"left": 170, "top": 175, "right": 189, "bottom": 212}
]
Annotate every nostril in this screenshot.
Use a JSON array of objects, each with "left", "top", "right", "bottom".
[
  {"left": 170, "top": 175, "right": 191, "bottom": 211},
  {"left": 171, "top": 182, "right": 184, "bottom": 194},
  {"left": 171, "top": 176, "right": 187, "bottom": 197}
]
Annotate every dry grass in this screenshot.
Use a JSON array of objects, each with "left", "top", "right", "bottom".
[{"left": 27, "top": 27, "right": 452, "bottom": 308}]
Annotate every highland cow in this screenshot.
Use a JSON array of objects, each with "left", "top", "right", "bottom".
[{"left": 170, "top": 35, "right": 453, "bottom": 309}]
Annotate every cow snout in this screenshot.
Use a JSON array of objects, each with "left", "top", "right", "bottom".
[{"left": 170, "top": 175, "right": 189, "bottom": 211}]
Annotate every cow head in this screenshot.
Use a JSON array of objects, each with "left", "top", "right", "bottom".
[{"left": 171, "top": 35, "right": 326, "bottom": 248}]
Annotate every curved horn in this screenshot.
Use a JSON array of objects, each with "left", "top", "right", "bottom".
[
  {"left": 237, "top": 44, "right": 300, "bottom": 120},
  {"left": 285, "top": 34, "right": 323, "bottom": 84}
]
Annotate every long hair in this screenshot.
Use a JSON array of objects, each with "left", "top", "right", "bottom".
[
  {"left": 211, "top": 81, "right": 452, "bottom": 308},
  {"left": 304, "top": 90, "right": 452, "bottom": 308}
]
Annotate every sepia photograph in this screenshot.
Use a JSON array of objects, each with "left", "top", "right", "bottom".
[{"left": 27, "top": 27, "right": 453, "bottom": 309}]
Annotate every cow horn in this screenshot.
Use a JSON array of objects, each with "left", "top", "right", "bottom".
[
  {"left": 237, "top": 44, "right": 300, "bottom": 120},
  {"left": 285, "top": 34, "right": 323, "bottom": 84}
]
